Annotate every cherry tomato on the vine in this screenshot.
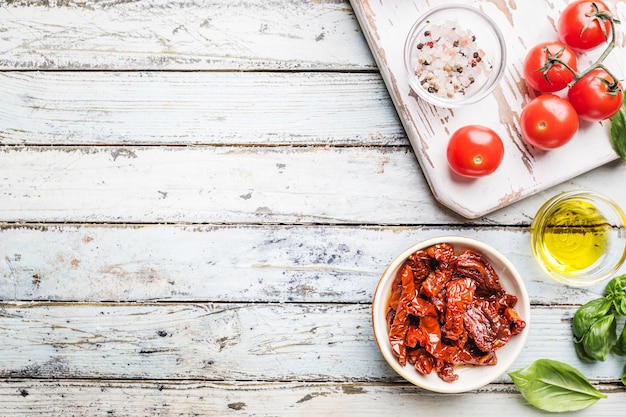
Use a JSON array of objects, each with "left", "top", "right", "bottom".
[
  {"left": 558, "top": 0, "right": 613, "bottom": 53},
  {"left": 520, "top": 95, "right": 579, "bottom": 150},
  {"left": 446, "top": 125, "right": 504, "bottom": 178},
  {"left": 523, "top": 41, "right": 578, "bottom": 93},
  {"left": 568, "top": 68, "right": 624, "bottom": 121}
]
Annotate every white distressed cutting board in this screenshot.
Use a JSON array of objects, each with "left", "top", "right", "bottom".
[{"left": 350, "top": 0, "right": 626, "bottom": 218}]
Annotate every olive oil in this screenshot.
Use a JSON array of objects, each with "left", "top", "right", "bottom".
[
  {"left": 531, "top": 191, "right": 626, "bottom": 286},
  {"left": 535, "top": 199, "right": 610, "bottom": 276}
]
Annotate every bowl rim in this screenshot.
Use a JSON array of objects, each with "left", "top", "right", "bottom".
[
  {"left": 530, "top": 190, "right": 626, "bottom": 286},
  {"left": 403, "top": 4, "right": 507, "bottom": 108},
  {"left": 371, "top": 235, "right": 530, "bottom": 393}
]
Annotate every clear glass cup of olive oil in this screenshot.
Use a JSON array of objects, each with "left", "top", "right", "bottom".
[{"left": 530, "top": 191, "right": 626, "bottom": 286}]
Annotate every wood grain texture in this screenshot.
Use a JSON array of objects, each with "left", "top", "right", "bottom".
[
  {"left": 0, "top": 302, "right": 624, "bottom": 383},
  {"left": 0, "top": 71, "right": 404, "bottom": 146},
  {"left": 1, "top": 145, "right": 626, "bottom": 224},
  {"left": 0, "top": 0, "right": 375, "bottom": 70},
  {"left": 2, "top": 0, "right": 626, "bottom": 415},
  {"left": 0, "top": 380, "right": 624, "bottom": 416},
  {"left": 0, "top": 224, "right": 620, "bottom": 304}
]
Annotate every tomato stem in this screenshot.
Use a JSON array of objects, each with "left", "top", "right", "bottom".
[
  {"left": 537, "top": 46, "right": 578, "bottom": 79},
  {"left": 535, "top": 3, "right": 620, "bottom": 93},
  {"left": 540, "top": 3, "right": 621, "bottom": 92},
  {"left": 583, "top": 2, "right": 613, "bottom": 41},
  {"left": 568, "top": 4, "right": 620, "bottom": 88}
]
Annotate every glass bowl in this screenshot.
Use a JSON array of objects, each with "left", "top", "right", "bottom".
[
  {"left": 403, "top": 4, "right": 507, "bottom": 108},
  {"left": 371, "top": 236, "right": 530, "bottom": 393},
  {"left": 530, "top": 190, "right": 626, "bottom": 286}
]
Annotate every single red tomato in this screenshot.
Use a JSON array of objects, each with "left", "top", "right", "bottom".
[
  {"left": 523, "top": 42, "right": 578, "bottom": 93},
  {"left": 446, "top": 125, "right": 504, "bottom": 178},
  {"left": 568, "top": 68, "right": 624, "bottom": 121},
  {"left": 520, "top": 95, "right": 579, "bottom": 150},
  {"left": 558, "top": 0, "right": 613, "bottom": 52}
]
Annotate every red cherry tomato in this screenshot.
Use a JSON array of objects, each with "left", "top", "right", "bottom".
[
  {"left": 446, "top": 125, "right": 504, "bottom": 178},
  {"left": 568, "top": 68, "right": 624, "bottom": 121},
  {"left": 523, "top": 42, "right": 578, "bottom": 93},
  {"left": 520, "top": 95, "right": 579, "bottom": 150},
  {"left": 558, "top": 0, "right": 613, "bottom": 52}
]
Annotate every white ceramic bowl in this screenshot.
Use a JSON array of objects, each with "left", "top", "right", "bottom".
[
  {"left": 372, "top": 236, "right": 530, "bottom": 393},
  {"left": 403, "top": 4, "right": 506, "bottom": 108}
]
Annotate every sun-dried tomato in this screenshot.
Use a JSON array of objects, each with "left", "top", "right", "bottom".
[
  {"left": 464, "top": 299, "right": 512, "bottom": 352},
  {"left": 388, "top": 265, "right": 416, "bottom": 366},
  {"left": 404, "top": 317, "right": 421, "bottom": 348},
  {"left": 443, "top": 278, "right": 476, "bottom": 346},
  {"left": 504, "top": 307, "right": 527, "bottom": 336},
  {"left": 426, "top": 243, "right": 455, "bottom": 263},
  {"left": 455, "top": 250, "right": 503, "bottom": 296},
  {"left": 407, "top": 296, "right": 438, "bottom": 318},
  {"left": 437, "top": 362, "right": 458, "bottom": 383},
  {"left": 421, "top": 243, "right": 456, "bottom": 298},
  {"left": 421, "top": 263, "right": 453, "bottom": 298},
  {"left": 386, "top": 273, "right": 404, "bottom": 328},
  {"left": 386, "top": 244, "right": 526, "bottom": 383},
  {"left": 407, "top": 347, "right": 434, "bottom": 375},
  {"left": 416, "top": 315, "right": 444, "bottom": 355},
  {"left": 406, "top": 250, "right": 432, "bottom": 278},
  {"left": 455, "top": 341, "right": 497, "bottom": 366}
]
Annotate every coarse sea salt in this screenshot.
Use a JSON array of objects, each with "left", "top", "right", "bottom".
[{"left": 411, "top": 21, "right": 490, "bottom": 99}]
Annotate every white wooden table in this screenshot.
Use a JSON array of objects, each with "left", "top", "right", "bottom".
[{"left": 1, "top": 1, "right": 625, "bottom": 415}]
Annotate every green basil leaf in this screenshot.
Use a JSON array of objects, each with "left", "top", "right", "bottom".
[
  {"left": 614, "top": 323, "right": 626, "bottom": 356},
  {"left": 605, "top": 274, "right": 626, "bottom": 298},
  {"left": 572, "top": 298, "right": 613, "bottom": 339},
  {"left": 611, "top": 99, "right": 626, "bottom": 161},
  {"left": 622, "top": 364, "right": 626, "bottom": 386},
  {"left": 605, "top": 274, "right": 626, "bottom": 316},
  {"left": 574, "top": 339, "right": 597, "bottom": 362},
  {"left": 509, "top": 359, "right": 606, "bottom": 412},
  {"left": 581, "top": 314, "right": 617, "bottom": 361},
  {"left": 613, "top": 297, "right": 626, "bottom": 317}
]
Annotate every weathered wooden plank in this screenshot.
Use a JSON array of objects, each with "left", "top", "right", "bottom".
[
  {"left": 1, "top": 145, "right": 625, "bottom": 224},
  {"left": 0, "top": 224, "right": 620, "bottom": 304},
  {"left": 0, "top": 72, "right": 404, "bottom": 146},
  {"left": 0, "top": 380, "right": 624, "bottom": 416},
  {"left": 0, "top": 0, "right": 374, "bottom": 70},
  {"left": 0, "top": 145, "right": 427, "bottom": 223},
  {"left": 0, "top": 303, "right": 623, "bottom": 383}
]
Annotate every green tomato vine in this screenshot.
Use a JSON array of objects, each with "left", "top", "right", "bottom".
[{"left": 540, "top": 2, "right": 625, "bottom": 158}]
